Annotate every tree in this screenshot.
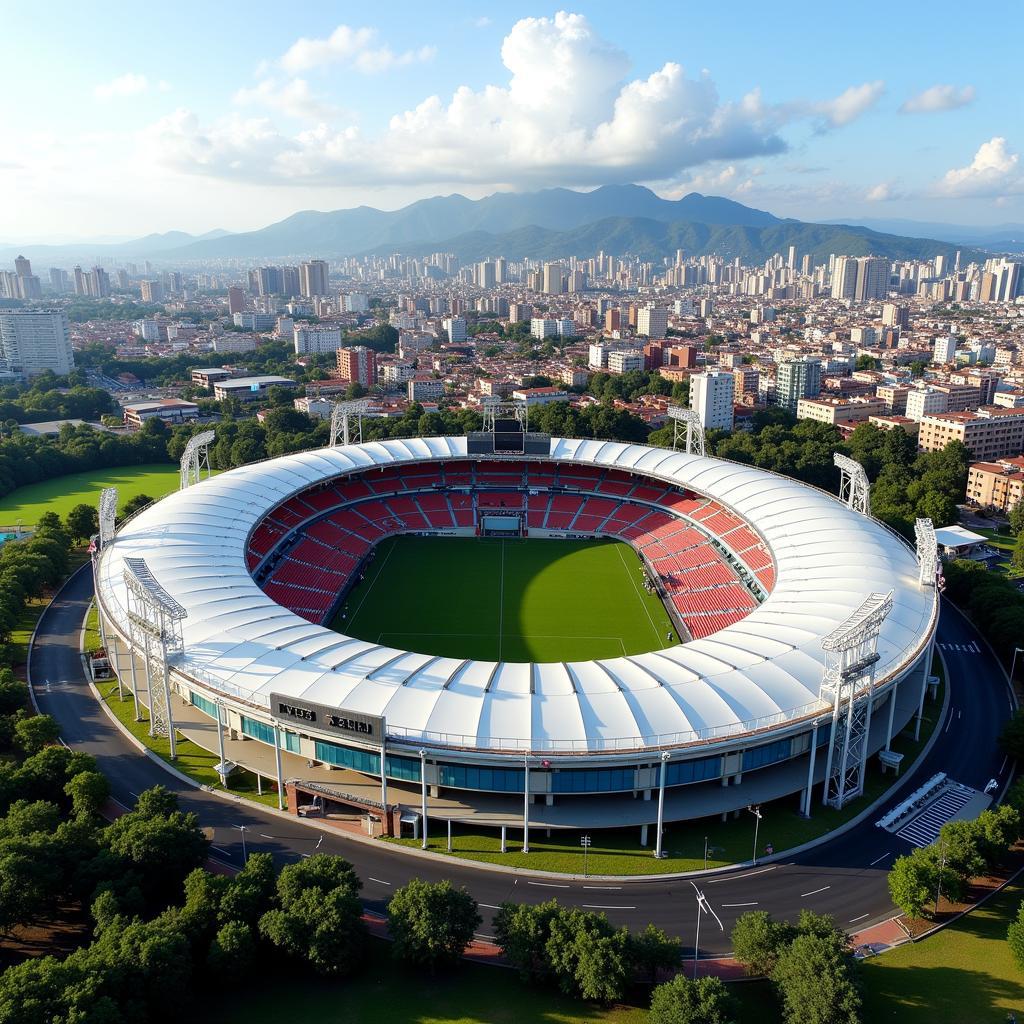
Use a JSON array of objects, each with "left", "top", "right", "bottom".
[
  {"left": 1008, "top": 902, "right": 1024, "bottom": 972},
  {"left": 771, "top": 932, "right": 862, "bottom": 1024},
  {"left": 14, "top": 714, "right": 60, "bottom": 754},
  {"left": 649, "top": 975, "right": 738, "bottom": 1024},
  {"left": 730, "top": 911, "right": 793, "bottom": 976},
  {"left": 387, "top": 878, "right": 481, "bottom": 970},
  {"left": 629, "top": 923, "right": 683, "bottom": 985},
  {"left": 494, "top": 899, "right": 563, "bottom": 983},
  {"left": 1013, "top": 531, "right": 1024, "bottom": 573},
  {"left": 1010, "top": 501, "right": 1024, "bottom": 537},
  {"left": 119, "top": 493, "right": 153, "bottom": 520},
  {"left": 545, "top": 908, "right": 632, "bottom": 1003},
  {"left": 259, "top": 854, "right": 366, "bottom": 976},
  {"left": 999, "top": 709, "right": 1024, "bottom": 760},
  {"left": 64, "top": 771, "right": 109, "bottom": 817},
  {"left": 207, "top": 919, "right": 257, "bottom": 978},
  {"left": 64, "top": 503, "right": 98, "bottom": 543},
  {"left": 888, "top": 852, "right": 934, "bottom": 919}
]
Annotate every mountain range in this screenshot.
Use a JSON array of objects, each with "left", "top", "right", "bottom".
[{"left": 0, "top": 185, "right": 1001, "bottom": 266}]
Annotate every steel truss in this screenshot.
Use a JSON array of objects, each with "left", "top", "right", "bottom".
[
  {"left": 329, "top": 399, "right": 372, "bottom": 447},
  {"left": 667, "top": 405, "right": 706, "bottom": 457},
  {"left": 180, "top": 429, "right": 215, "bottom": 490},
  {"left": 915, "top": 517, "right": 939, "bottom": 588},
  {"left": 820, "top": 590, "right": 894, "bottom": 809},
  {"left": 122, "top": 557, "right": 187, "bottom": 756},
  {"left": 481, "top": 397, "right": 528, "bottom": 432},
  {"left": 834, "top": 453, "right": 871, "bottom": 516},
  {"left": 98, "top": 486, "right": 118, "bottom": 548}
]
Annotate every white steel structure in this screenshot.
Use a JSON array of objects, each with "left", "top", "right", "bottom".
[
  {"left": 834, "top": 453, "right": 871, "bottom": 516},
  {"left": 329, "top": 399, "right": 372, "bottom": 447},
  {"left": 915, "top": 517, "right": 939, "bottom": 588},
  {"left": 93, "top": 439, "right": 937, "bottom": 825},
  {"left": 667, "top": 406, "right": 706, "bottom": 457},
  {"left": 481, "top": 398, "right": 528, "bottom": 433},
  {"left": 179, "top": 430, "right": 215, "bottom": 490},
  {"left": 98, "top": 486, "right": 118, "bottom": 548}
]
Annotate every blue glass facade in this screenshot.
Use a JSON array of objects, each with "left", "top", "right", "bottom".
[
  {"left": 742, "top": 737, "right": 793, "bottom": 772},
  {"left": 665, "top": 755, "right": 721, "bottom": 786},
  {"left": 190, "top": 691, "right": 218, "bottom": 719},
  {"left": 241, "top": 715, "right": 276, "bottom": 746}
]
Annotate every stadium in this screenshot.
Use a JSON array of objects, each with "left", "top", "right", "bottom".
[{"left": 92, "top": 416, "right": 939, "bottom": 847}]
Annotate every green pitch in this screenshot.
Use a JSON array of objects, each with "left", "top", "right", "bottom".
[{"left": 332, "top": 535, "right": 678, "bottom": 662}]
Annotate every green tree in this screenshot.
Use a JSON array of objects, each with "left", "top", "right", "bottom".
[
  {"left": 649, "top": 974, "right": 738, "bottom": 1024},
  {"left": 64, "top": 502, "right": 99, "bottom": 543},
  {"left": 494, "top": 899, "right": 563, "bottom": 983},
  {"left": 14, "top": 714, "right": 60, "bottom": 754},
  {"left": 387, "top": 878, "right": 481, "bottom": 970},
  {"left": 629, "top": 923, "right": 683, "bottom": 985},
  {"left": 64, "top": 770, "right": 110, "bottom": 817},
  {"left": 888, "top": 852, "right": 934, "bottom": 919},
  {"left": 1012, "top": 531, "right": 1024, "bottom": 572},
  {"left": 771, "top": 932, "right": 862, "bottom": 1024},
  {"left": 1000, "top": 709, "right": 1024, "bottom": 760},
  {"left": 207, "top": 919, "right": 257, "bottom": 978},
  {"left": 1008, "top": 902, "right": 1024, "bottom": 972},
  {"left": 545, "top": 908, "right": 632, "bottom": 1003},
  {"left": 1009, "top": 501, "right": 1024, "bottom": 537},
  {"left": 730, "top": 910, "right": 794, "bottom": 976},
  {"left": 119, "top": 493, "right": 154, "bottom": 520}
]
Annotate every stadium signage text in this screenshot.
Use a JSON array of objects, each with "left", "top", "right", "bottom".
[{"left": 269, "top": 693, "right": 385, "bottom": 746}]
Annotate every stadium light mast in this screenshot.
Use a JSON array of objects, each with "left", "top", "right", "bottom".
[
  {"left": 913, "top": 517, "right": 940, "bottom": 742},
  {"left": 481, "top": 397, "right": 528, "bottom": 433},
  {"left": 667, "top": 406, "right": 706, "bottom": 457},
  {"left": 329, "top": 399, "right": 372, "bottom": 447},
  {"left": 819, "top": 590, "right": 893, "bottom": 809},
  {"left": 179, "top": 429, "right": 215, "bottom": 490},
  {"left": 122, "top": 557, "right": 187, "bottom": 759},
  {"left": 833, "top": 453, "right": 871, "bottom": 516}
]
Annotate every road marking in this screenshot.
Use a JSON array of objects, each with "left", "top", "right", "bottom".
[
  {"left": 707, "top": 866, "right": 776, "bottom": 884},
  {"left": 259, "top": 833, "right": 274, "bottom": 839},
  {"left": 870, "top": 853, "right": 892, "bottom": 866},
  {"left": 944, "top": 708, "right": 955, "bottom": 734},
  {"left": 474, "top": 933, "right": 496, "bottom": 941},
  {"left": 480, "top": 903, "right": 501, "bottom": 909},
  {"left": 368, "top": 877, "right": 391, "bottom": 886},
  {"left": 527, "top": 881, "right": 570, "bottom": 889},
  {"left": 583, "top": 885, "right": 623, "bottom": 890},
  {"left": 848, "top": 913, "right": 869, "bottom": 924},
  {"left": 1001, "top": 756, "right": 1009, "bottom": 775},
  {"left": 722, "top": 902, "right": 759, "bottom": 908},
  {"left": 582, "top": 904, "right": 636, "bottom": 911},
  {"left": 211, "top": 845, "right": 231, "bottom": 856},
  {"left": 800, "top": 886, "right": 831, "bottom": 898}
]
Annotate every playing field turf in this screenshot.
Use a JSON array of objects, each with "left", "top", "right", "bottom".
[
  {"left": 0, "top": 463, "right": 181, "bottom": 526},
  {"left": 332, "top": 536, "right": 679, "bottom": 662}
]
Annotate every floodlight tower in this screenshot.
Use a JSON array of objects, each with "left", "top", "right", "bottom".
[
  {"left": 179, "top": 429, "right": 215, "bottom": 490},
  {"left": 329, "top": 399, "right": 372, "bottom": 447},
  {"left": 122, "top": 557, "right": 187, "bottom": 758},
  {"left": 667, "top": 406, "right": 706, "bottom": 457},
  {"left": 819, "top": 590, "right": 894, "bottom": 809},
  {"left": 481, "top": 397, "right": 528, "bottom": 433},
  {"left": 833, "top": 453, "right": 871, "bottom": 516}
]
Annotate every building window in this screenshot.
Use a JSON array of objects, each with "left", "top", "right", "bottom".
[
  {"left": 190, "top": 691, "right": 218, "bottom": 719},
  {"left": 665, "top": 756, "right": 721, "bottom": 786},
  {"left": 438, "top": 763, "right": 524, "bottom": 792},
  {"left": 241, "top": 715, "right": 276, "bottom": 746},
  {"left": 315, "top": 740, "right": 380, "bottom": 775},
  {"left": 283, "top": 731, "right": 300, "bottom": 753},
  {"left": 742, "top": 737, "right": 794, "bottom": 771}
]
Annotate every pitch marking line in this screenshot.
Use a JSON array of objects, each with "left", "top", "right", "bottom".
[
  {"left": 614, "top": 542, "right": 664, "bottom": 648},
  {"left": 347, "top": 537, "right": 397, "bottom": 633},
  {"left": 498, "top": 539, "right": 505, "bottom": 662}
]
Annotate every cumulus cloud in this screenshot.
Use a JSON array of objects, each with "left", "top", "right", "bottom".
[
  {"left": 143, "top": 12, "right": 791, "bottom": 189},
  {"left": 812, "top": 80, "right": 885, "bottom": 129},
  {"left": 234, "top": 78, "right": 337, "bottom": 121},
  {"left": 900, "top": 84, "right": 975, "bottom": 114},
  {"left": 866, "top": 181, "right": 899, "bottom": 201},
  {"left": 94, "top": 73, "right": 150, "bottom": 100},
  {"left": 279, "top": 24, "right": 435, "bottom": 74},
  {"left": 938, "top": 137, "right": 1022, "bottom": 197}
]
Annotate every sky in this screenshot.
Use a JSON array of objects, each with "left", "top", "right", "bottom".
[{"left": 0, "top": 1, "right": 1020, "bottom": 241}]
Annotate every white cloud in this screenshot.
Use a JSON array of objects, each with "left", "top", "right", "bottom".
[
  {"left": 234, "top": 78, "right": 337, "bottom": 121},
  {"left": 900, "top": 84, "right": 975, "bottom": 114},
  {"left": 144, "top": 12, "right": 788, "bottom": 190},
  {"left": 661, "top": 163, "right": 763, "bottom": 198},
  {"left": 938, "top": 137, "right": 1022, "bottom": 198},
  {"left": 94, "top": 73, "right": 150, "bottom": 100},
  {"left": 473, "top": 16, "right": 492, "bottom": 28},
  {"left": 812, "top": 80, "right": 885, "bottom": 129},
  {"left": 866, "top": 181, "right": 897, "bottom": 201},
  {"left": 279, "top": 24, "right": 435, "bottom": 74}
]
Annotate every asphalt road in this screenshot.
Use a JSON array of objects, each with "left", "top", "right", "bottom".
[{"left": 30, "top": 567, "right": 1015, "bottom": 956}]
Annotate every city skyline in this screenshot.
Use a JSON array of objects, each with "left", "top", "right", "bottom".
[{"left": 1, "top": 2, "right": 1020, "bottom": 241}]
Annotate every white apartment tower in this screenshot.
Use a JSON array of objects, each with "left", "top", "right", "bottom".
[
  {"left": 691, "top": 370, "right": 735, "bottom": 432},
  {"left": 0, "top": 309, "right": 75, "bottom": 376},
  {"left": 636, "top": 305, "right": 668, "bottom": 339}
]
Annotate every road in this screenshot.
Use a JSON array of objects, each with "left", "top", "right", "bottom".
[{"left": 30, "top": 567, "right": 1014, "bottom": 956}]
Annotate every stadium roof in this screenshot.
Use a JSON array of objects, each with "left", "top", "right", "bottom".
[{"left": 95, "top": 437, "right": 937, "bottom": 755}]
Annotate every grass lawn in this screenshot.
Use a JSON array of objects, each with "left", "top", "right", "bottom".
[
  {"left": 0, "top": 463, "right": 181, "bottom": 526},
  {"left": 861, "top": 880, "right": 1024, "bottom": 1023},
  {"left": 334, "top": 535, "right": 679, "bottom": 662},
  {"left": 385, "top": 660, "right": 946, "bottom": 876}
]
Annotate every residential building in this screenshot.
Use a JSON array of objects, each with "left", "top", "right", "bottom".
[
  {"left": 775, "top": 358, "right": 822, "bottom": 412},
  {"left": 636, "top": 305, "right": 669, "bottom": 339},
  {"left": 796, "top": 396, "right": 887, "bottom": 426},
  {"left": 966, "top": 457, "right": 1024, "bottom": 511},
  {"left": 293, "top": 325, "right": 344, "bottom": 355},
  {"left": 335, "top": 346, "right": 377, "bottom": 388},
  {"left": 933, "top": 335, "right": 958, "bottom": 365},
  {"left": 213, "top": 375, "right": 297, "bottom": 402},
  {"left": 299, "top": 260, "right": 329, "bottom": 297},
  {"left": 191, "top": 367, "right": 233, "bottom": 388},
  {"left": 905, "top": 388, "right": 948, "bottom": 422},
  {"left": 918, "top": 406, "right": 1024, "bottom": 460},
  {"left": 542, "top": 263, "right": 563, "bottom": 294},
  {"left": 379, "top": 361, "right": 416, "bottom": 389},
  {"left": 511, "top": 386, "right": 569, "bottom": 406},
  {"left": 690, "top": 370, "right": 735, "bottom": 431},
  {"left": 408, "top": 377, "right": 445, "bottom": 402},
  {"left": 733, "top": 367, "right": 760, "bottom": 400},
  {"left": 607, "top": 349, "right": 644, "bottom": 374},
  {"left": 227, "top": 286, "right": 244, "bottom": 314},
  {"left": 530, "top": 318, "right": 558, "bottom": 340},
  {"left": 233, "top": 312, "right": 277, "bottom": 332},
  {"left": 442, "top": 316, "right": 467, "bottom": 342},
  {"left": 293, "top": 396, "right": 335, "bottom": 419},
  {"left": 0, "top": 309, "right": 74, "bottom": 376}
]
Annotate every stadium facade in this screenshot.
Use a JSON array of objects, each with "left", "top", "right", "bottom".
[{"left": 93, "top": 436, "right": 939, "bottom": 842}]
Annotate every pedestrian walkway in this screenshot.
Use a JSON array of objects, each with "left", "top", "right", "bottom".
[{"left": 896, "top": 781, "right": 978, "bottom": 847}]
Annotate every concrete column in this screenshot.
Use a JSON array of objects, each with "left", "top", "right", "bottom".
[
  {"left": 127, "top": 632, "right": 141, "bottom": 721},
  {"left": 274, "top": 727, "right": 284, "bottom": 811},
  {"left": 885, "top": 682, "right": 898, "bottom": 751},
  {"left": 915, "top": 634, "right": 936, "bottom": 741},
  {"left": 522, "top": 759, "right": 530, "bottom": 854},
  {"left": 419, "top": 750, "right": 428, "bottom": 850}
]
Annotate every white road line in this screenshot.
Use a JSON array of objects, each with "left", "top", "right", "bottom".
[
  {"left": 474, "top": 933, "right": 496, "bottom": 941},
  {"left": 1001, "top": 756, "right": 1009, "bottom": 775},
  {"left": 582, "top": 904, "right": 636, "bottom": 911},
  {"left": 848, "top": 913, "right": 869, "bottom": 924},
  {"left": 368, "top": 877, "right": 391, "bottom": 886},
  {"left": 527, "top": 881, "right": 570, "bottom": 889},
  {"left": 583, "top": 885, "right": 623, "bottom": 890},
  {"left": 259, "top": 833, "right": 274, "bottom": 839},
  {"left": 722, "top": 902, "right": 759, "bottom": 908},
  {"left": 800, "top": 885, "right": 831, "bottom": 898},
  {"left": 479, "top": 903, "right": 501, "bottom": 909},
  {"left": 707, "top": 866, "right": 776, "bottom": 884},
  {"left": 870, "top": 853, "right": 892, "bottom": 866},
  {"left": 944, "top": 709, "right": 955, "bottom": 734},
  {"left": 211, "top": 845, "right": 231, "bottom": 856}
]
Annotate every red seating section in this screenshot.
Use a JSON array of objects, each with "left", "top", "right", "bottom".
[{"left": 245, "top": 459, "right": 776, "bottom": 636}]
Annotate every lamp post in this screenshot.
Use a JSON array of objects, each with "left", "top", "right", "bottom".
[
  {"left": 581, "top": 834, "right": 591, "bottom": 877},
  {"left": 233, "top": 824, "right": 248, "bottom": 863},
  {"left": 522, "top": 754, "right": 530, "bottom": 854},
  {"left": 214, "top": 698, "right": 227, "bottom": 787},
  {"left": 1011, "top": 647, "right": 1024, "bottom": 685},
  {"left": 688, "top": 880, "right": 724, "bottom": 980},
  {"left": 747, "top": 805, "right": 763, "bottom": 865},
  {"left": 419, "top": 749, "right": 428, "bottom": 850},
  {"left": 655, "top": 751, "right": 670, "bottom": 858}
]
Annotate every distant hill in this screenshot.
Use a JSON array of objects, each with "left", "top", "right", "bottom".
[
  {"left": 822, "top": 216, "right": 1024, "bottom": 253},
  {"left": 0, "top": 228, "right": 231, "bottom": 264}
]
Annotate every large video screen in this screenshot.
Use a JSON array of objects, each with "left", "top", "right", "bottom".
[{"left": 494, "top": 430, "right": 525, "bottom": 453}]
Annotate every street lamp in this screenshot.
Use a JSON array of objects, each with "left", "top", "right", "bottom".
[
  {"left": 747, "top": 805, "right": 763, "bottom": 865},
  {"left": 419, "top": 749, "right": 428, "bottom": 850},
  {"left": 655, "top": 751, "right": 670, "bottom": 859},
  {"left": 233, "top": 824, "right": 248, "bottom": 863},
  {"left": 214, "top": 698, "right": 227, "bottom": 787},
  {"left": 1011, "top": 647, "right": 1024, "bottom": 685},
  {"left": 688, "top": 880, "right": 724, "bottom": 980}
]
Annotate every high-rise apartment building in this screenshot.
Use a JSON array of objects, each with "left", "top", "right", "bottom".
[
  {"left": 691, "top": 370, "right": 735, "bottom": 431},
  {"left": 776, "top": 358, "right": 822, "bottom": 412},
  {"left": 293, "top": 325, "right": 344, "bottom": 355},
  {"left": 636, "top": 305, "right": 668, "bottom": 339},
  {"left": 832, "top": 256, "right": 888, "bottom": 302},
  {"left": 542, "top": 263, "right": 563, "bottom": 295},
  {"left": 918, "top": 407, "right": 1024, "bottom": 460},
  {"left": 299, "top": 260, "right": 329, "bottom": 297},
  {"left": 0, "top": 309, "right": 75, "bottom": 376},
  {"left": 476, "top": 261, "right": 496, "bottom": 289},
  {"left": 227, "top": 286, "right": 244, "bottom": 315},
  {"left": 882, "top": 303, "right": 910, "bottom": 329},
  {"left": 442, "top": 316, "right": 467, "bottom": 342},
  {"left": 336, "top": 346, "right": 377, "bottom": 388},
  {"left": 933, "top": 335, "right": 958, "bottom": 365}
]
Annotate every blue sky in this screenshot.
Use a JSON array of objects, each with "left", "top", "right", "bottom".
[{"left": 0, "top": 2, "right": 1019, "bottom": 240}]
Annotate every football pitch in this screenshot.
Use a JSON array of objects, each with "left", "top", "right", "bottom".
[{"left": 332, "top": 536, "right": 679, "bottom": 662}]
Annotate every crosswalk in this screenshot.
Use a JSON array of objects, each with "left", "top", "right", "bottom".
[
  {"left": 896, "top": 784, "right": 977, "bottom": 848},
  {"left": 938, "top": 641, "right": 980, "bottom": 654}
]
